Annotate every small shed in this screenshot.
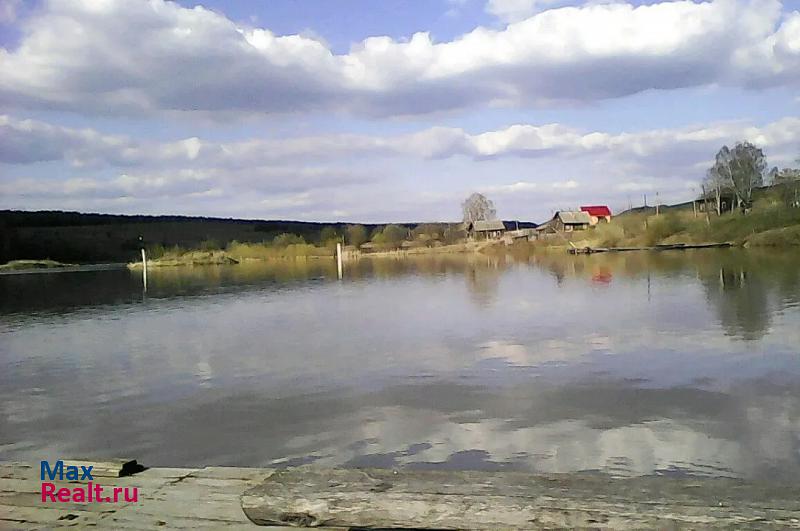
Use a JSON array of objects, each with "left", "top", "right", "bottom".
[
  {"left": 465, "top": 220, "right": 506, "bottom": 240},
  {"left": 580, "top": 205, "right": 612, "bottom": 225},
  {"left": 552, "top": 211, "right": 591, "bottom": 232},
  {"left": 502, "top": 228, "right": 536, "bottom": 244}
]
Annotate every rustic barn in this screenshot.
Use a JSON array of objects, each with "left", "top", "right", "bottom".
[
  {"left": 580, "top": 205, "right": 612, "bottom": 225},
  {"left": 465, "top": 220, "right": 506, "bottom": 240}
]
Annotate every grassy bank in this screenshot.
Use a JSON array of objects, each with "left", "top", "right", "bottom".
[
  {"left": 128, "top": 241, "right": 335, "bottom": 268},
  {"left": 0, "top": 259, "right": 75, "bottom": 271}
]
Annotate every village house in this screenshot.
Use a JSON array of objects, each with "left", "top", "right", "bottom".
[
  {"left": 580, "top": 205, "right": 612, "bottom": 225},
  {"left": 551, "top": 211, "right": 592, "bottom": 232},
  {"left": 465, "top": 220, "right": 506, "bottom": 240},
  {"left": 531, "top": 211, "right": 591, "bottom": 240}
]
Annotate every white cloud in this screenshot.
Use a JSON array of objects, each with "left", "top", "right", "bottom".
[
  {"left": 4, "top": 114, "right": 799, "bottom": 168},
  {"left": 0, "top": 0, "right": 798, "bottom": 117},
  {"left": 481, "top": 181, "right": 539, "bottom": 194},
  {"left": 551, "top": 179, "right": 579, "bottom": 189}
]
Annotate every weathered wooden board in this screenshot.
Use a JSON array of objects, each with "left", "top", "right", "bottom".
[
  {"left": 242, "top": 467, "right": 800, "bottom": 529},
  {"left": 7, "top": 460, "right": 800, "bottom": 530}
]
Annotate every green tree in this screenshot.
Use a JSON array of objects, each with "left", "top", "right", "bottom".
[
  {"left": 381, "top": 224, "right": 407, "bottom": 244},
  {"left": 345, "top": 224, "right": 368, "bottom": 247},
  {"left": 412, "top": 223, "right": 444, "bottom": 241}
]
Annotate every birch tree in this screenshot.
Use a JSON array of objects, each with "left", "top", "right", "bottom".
[
  {"left": 461, "top": 193, "right": 497, "bottom": 223},
  {"left": 710, "top": 142, "right": 766, "bottom": 212}
]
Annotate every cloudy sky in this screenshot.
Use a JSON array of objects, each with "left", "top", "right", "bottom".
[{"left": 1, "top": 0, "right": 799, "bottom": 223}]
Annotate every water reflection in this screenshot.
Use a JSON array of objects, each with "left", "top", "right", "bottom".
[{"left": 1, "top": 249, "right": 799, "bottom": 480}]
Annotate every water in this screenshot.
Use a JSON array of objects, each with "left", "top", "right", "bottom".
[{"left": 1, "top": 250, "right": 799, "bottom": 481}]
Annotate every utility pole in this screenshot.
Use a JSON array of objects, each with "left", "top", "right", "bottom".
[{"left": 655, "top": 192, "right": 660, "bottom": 216}]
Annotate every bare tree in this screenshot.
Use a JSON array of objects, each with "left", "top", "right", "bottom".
[
  {"left": 703, "top": 167, "right": 732, "bottom": 216},
  {"left": 711, "top": 142, "right": 766, "bottom": 212},
  {"left": 461, "top": 193, "right": 497, "bottom": 223}
]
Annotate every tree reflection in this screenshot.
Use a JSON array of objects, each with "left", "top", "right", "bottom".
[
  {"left": 693, "top": 251, "right": 800, "bottom": 341},
  {"left": 465, "top": 257, "right": 503, "bottom": 307},
  {"left": 701, "top": 266, "right": 771, "bottom": 340}
]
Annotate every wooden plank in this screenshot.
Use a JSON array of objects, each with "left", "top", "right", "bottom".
[
  {"left": 241, "top": 467, "right": 800, "bottom": 529},
  {"left": 0, "top": 461, "right": 189, "bottom": 529},
  {"left": 0, "top": 504, "right": 105, "bottom": 527},
  {"left": 91, "top": 467, "right": 289, "bottom": 530}
]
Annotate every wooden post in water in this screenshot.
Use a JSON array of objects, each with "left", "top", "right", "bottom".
[
  {"left": 141, "top": 248, "right": 148, "bottom": 291},
  {"left": 336, "top": 242, "right": 343, "bottom": 280},
  {"left": 139, "top": 235, "right": 147, "bottom": 292}
]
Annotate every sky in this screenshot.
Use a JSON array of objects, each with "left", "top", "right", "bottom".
[{"left": 0, "top": 0, "right": 799, "bottom": 223}]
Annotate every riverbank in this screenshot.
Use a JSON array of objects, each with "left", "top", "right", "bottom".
[
  {"left": 522, "top": 204, "right": 800, "bottom": 253},
  {"left": 594, "top": 204, "right": 800, "bottom": 248},
  {"left": 4, "top": 459, "right": 799, "bottom": 529}
]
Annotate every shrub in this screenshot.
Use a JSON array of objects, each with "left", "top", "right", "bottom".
[
  {"left": 199, "top": 239, "right": 220, "bottom": 251},
  {"left": 593, "top": 223, "right": 625, "bottom": 247},
  {"left": 345, "top": 225, "right": 368, "bottom": 247},
  {"left": 643, "top": 213, "right": 686, "bottom": 245},
  {"left": 226, "top": 241, "right": 332, "bottom": 259},
  {"left": 272, "top": 233, "right": 306, "bottom": 247}
]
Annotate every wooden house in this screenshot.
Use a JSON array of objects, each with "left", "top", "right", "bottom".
[
  {"left": 551, "top": 211, "right": 591, "bottom": 232},
  {"left": 465, "top": 220, "right": 506, "bottom": 240}
]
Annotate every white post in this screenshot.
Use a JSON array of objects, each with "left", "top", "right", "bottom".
[
  {"left": 336, "top": 243, "right": 343, "bottom": 280},
  {"left": 141, "top": 247, "right": 148, "bottom": 292}
]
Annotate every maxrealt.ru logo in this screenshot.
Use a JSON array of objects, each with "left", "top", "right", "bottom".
[{"left": 40, "top": 461, "right": 138, "bottom": 503}]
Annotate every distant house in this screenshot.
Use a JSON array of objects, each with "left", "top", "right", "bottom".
[
  {"left": 551, "top": 211, "right": 591, "bottom": 232},
  {"left": 580, "top": 205, "right": 612, "bottom": 225},
  {"left": 465, "top": 220, "right": 506, "bottom": 240}
]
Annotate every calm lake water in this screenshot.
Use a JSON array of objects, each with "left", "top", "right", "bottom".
[{"left": 2, "top": 250, "right": 799, "bottom": 481}]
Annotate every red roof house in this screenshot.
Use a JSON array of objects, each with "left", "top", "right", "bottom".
[{"left": 580, "top": 205, "right": 612, "bottom": 225}]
